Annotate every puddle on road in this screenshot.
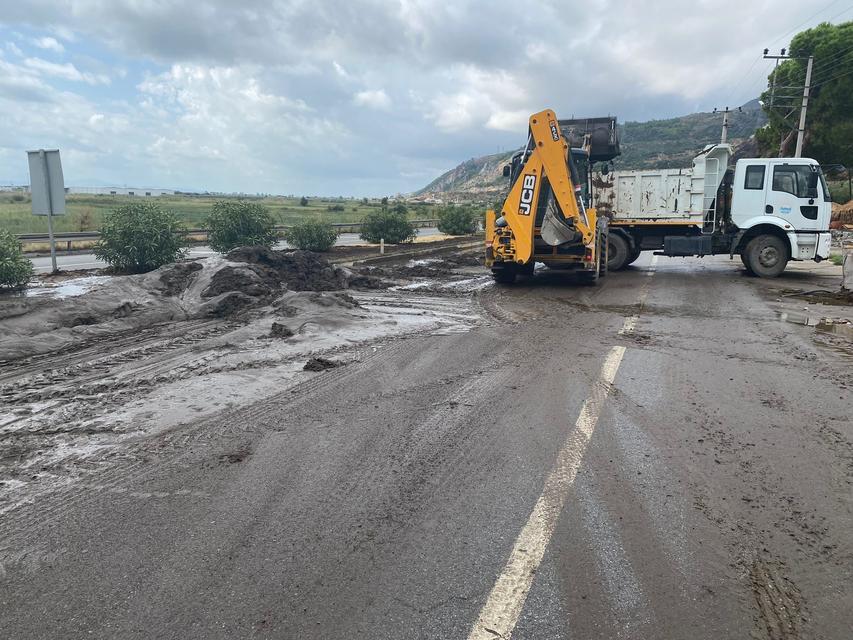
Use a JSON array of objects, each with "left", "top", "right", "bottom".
[
  {"left": 779, "top": 311, "right": 853, "bottom": 358},
  {"left": 779, "top": 311, "right": 853, "bottom": 336},
  {"left": 25, "top": 276, "right": 112, "bottom": 299}
]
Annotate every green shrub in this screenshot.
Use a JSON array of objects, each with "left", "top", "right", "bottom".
[
  {"left": 284, "top": 219, "right": 339, "bottom": 252},
  {"left": 299, "top": 196, "right": 309, "bottom": 206},
  {"left": 326, "top": 203, "right": 345, "bottom": 212},
  {"left": 0, "top": 228, "right": 33, "bottom": 290},
  {"left": 11, "top": 193, "right": 25, "bottom": 202},
  {"left": 437, "top": 206, "right": 479, "bottom": 235},
  {"left": 206, "top": 200, "right": 277, "bottom": 253},
  {"left": 94, "top": 202, "right": 186, "bottom": 273},
  {"left": 359, "top": 204, "right": 416, "bottom": 244}
]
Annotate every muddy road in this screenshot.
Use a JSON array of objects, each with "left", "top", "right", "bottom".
[{"left": 1, "top": 250, "right": 851, "bottom": 639}]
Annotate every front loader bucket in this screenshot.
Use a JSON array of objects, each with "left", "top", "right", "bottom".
[{"left": 540, "top": 199, "right": 582, "bottom": 246}]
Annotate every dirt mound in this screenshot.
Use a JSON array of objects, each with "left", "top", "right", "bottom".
[
  {"left": 226, "top": 247, "right": 342, "bottom": 290},
  {"left": 303, "top": 356, "right": 341, "bottom": 371},
  {"left": 270, "top": 322, "right": 294, "bottom": 338},
  {"left": 832, "top": 201, "right": 853, "bottom": 225},
  {"left": 158, "top": 261, "right": 203, "bottom": 296},
  {"left": 202, "top": 265, "right": 273, "bottom": 299}
]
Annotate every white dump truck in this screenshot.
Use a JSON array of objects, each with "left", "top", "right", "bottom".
[{"left": 591, "top": 144, "right": 833, "bottom": 277}]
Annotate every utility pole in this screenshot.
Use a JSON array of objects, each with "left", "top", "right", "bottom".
[
  {"left": 795, "top": 55, "right": 813, "bottom": 157},
  {"left": 712, "top": 107, "right": 740, "bottom": 144},
  {"left": 763, "top": 49, "right": 813, "bottom": 157}
]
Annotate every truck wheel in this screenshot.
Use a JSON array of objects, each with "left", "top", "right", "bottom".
[
  {"left": 492, "top": 266, "right": 517, "bottom": 284},
  {"left": 739, "top": 253, "right": 755, "bottom": 275},
  {"left": 745, "top": 235, "right": 789, "bottom": 278},
  {"left": 625, "top": 246, "right": 642, "bottom": 266},
  {"left": 607, "top": 234, "right": 630, "bottom": 271}
]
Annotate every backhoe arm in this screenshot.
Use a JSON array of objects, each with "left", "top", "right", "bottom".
[{"left": 489, "top": 109, "right": 595, "bottom": 265}]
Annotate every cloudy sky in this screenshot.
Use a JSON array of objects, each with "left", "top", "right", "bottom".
[{"left": 0, "top": 1, "right": 850, "bottom": 196}]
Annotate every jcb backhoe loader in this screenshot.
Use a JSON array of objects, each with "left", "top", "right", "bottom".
[{"left": 485, "top": 108, "right": 608, "bottom": 284}]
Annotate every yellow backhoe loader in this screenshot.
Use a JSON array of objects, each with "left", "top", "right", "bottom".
[{"left": 485, "top": 108, "right": 610, "bottom": 284}]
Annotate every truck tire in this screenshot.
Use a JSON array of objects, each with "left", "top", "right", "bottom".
[
  {"left": 625, "top": 246, "right": 642, "bottom": 266},
  {"left": 739, "top": 252, "right": 755, "bottom": 275},
  {"left": 744, "top": 234, "right": 789, "bottom": 278},
  {"left": 492, "top": 266, "right": 517, "bottom": 284},
  {"left": 607, "top": 234, "right": 630, "bottom": 271}
]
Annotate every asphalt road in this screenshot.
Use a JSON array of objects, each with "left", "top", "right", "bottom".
[
  {"left": 28, "top": 227, "right": 443, "bottom": 273},
  {"left": 2, "top": 255, "right": 852, "bottom": 639}
]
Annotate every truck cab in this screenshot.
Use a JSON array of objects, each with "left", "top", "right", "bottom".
[{"left": 730, "top": 158, "right": 832, "bottom": 263}]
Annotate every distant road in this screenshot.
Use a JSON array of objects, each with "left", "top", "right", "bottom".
[{"left": 30, "top": 228, "right": 442, "bottom": 273}]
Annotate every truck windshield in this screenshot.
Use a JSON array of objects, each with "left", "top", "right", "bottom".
[{"left": 772, "top": 165, "right": 817, "bottom": 199}]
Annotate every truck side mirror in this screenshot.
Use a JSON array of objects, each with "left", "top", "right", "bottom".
[
  {"left": 806, "top": 171, "right": 818, "bottom": 198},
  {"left": 502, "top": 165, "right": 511, "bottom": 177}
]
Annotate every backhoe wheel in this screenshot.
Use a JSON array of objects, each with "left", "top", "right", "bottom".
[
  {"left": 739, "top": 252, "right": 755, "bottom": 275},
  {"left": 491, "top": 266, "right": 517, "bottom": 284},
  {"left": 599, "top": 233, "right": 609, "bottom": 277},
  {"left": 607, "top": 233, "right": 630, "bottom": 271},
  {"left": 744, "top": 234, "right": 789, "bottom": 278}
]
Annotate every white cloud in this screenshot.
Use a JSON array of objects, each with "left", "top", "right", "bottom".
[
  {"left": 32, "top": 36, "right": 64, "bottom": 53},
  {"left": 23, "top": 57, "right": 110, "bottom": 85},
  {"left": 353, "top": 89, "right": 390, "bottom": 110},
  {"left": 0, "top": 0, "right": 847, "bottom": 194}
]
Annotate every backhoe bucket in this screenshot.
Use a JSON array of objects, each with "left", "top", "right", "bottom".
[{"left": 540, "top": 198, "right": 581, "bottom": 246}]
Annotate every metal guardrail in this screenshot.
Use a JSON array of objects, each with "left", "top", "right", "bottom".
[{"left": 17, "top": 219, "right": 441, "bottom": 245}]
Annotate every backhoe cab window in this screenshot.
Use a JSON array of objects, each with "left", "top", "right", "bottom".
[{"left": 772, "top": 165, "right": 816, "bottom": 198}]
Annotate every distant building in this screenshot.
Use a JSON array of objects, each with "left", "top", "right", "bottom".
[{"left": 65, "top": 186, "right": 175, "bottom": 197}]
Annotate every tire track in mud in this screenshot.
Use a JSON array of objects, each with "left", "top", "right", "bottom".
[{"left": 0, "top": 301, "right": 488, "bottom": 556}]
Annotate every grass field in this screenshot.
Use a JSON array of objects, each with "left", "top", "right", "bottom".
[{"left": 0, "top": 194, "right": 441, "bottom": 235}]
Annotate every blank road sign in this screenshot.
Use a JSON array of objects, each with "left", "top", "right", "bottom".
[{"left": 27, "top": 149, "right": 66, "bottom": 216}]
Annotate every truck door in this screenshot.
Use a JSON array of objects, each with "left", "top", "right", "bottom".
[{"left": 766, "top": 163, "right": 821, "bottom": 231}]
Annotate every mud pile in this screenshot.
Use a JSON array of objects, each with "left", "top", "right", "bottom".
[
  {"left": 0, "top": 249, "right": 390, "bottom": 362},
  {"left": 225, "top": 246, "right": 386, "bottom": 291},
  {"left": 831, "top": 201, "right": 853, "bottom": 226}
]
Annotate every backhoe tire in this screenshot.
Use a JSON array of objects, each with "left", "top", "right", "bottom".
[
  {"left": 744, "top": 234, "right": 789, "bottom": 278},
  {"left": 607, "top": 233, "right": 630, "bottom": 271},
  {"left": 492, "top": 266, "right": 517, "bottom": 284}
]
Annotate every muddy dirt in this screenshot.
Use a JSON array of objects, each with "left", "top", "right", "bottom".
[
  {"left": 226, "top": 246, "right": 387, "bottom": 291},
  {"left": 303, "top": 356, "right": 341, "bottom": 371},
  {"left": 781, "top": 288, "right": 853, "bottom": 307}
]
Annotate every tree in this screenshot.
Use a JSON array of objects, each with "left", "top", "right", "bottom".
[
  {"left": 360, "top": 202, "right": 416, "bottom": 244},
  {"left": 206, "top": 200, "right": 277, "bottom": 253},
  {"left": 0, "top": 228, "right": 33, "bottom": 290},
  {"left": 437, "top": 205, "right": 479, "bottom": 235},
  {"left": 284, "top": 219, "right": 339, "bottom": 252},
  {"left": 300, "top": 196, "right": 309, "bottom": 206},
  {"left": 757, "top": 20, "right": 853, "bottom": 165},
  {"left": 94, "top": 202, "right": 186, "bottom": 273}
]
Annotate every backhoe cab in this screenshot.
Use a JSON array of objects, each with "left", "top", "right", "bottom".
[{"left": 485, "top": 109, "right": 610, "bottom": 284}]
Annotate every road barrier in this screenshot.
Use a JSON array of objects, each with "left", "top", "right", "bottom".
[{"left": 19, "top": 220, "right": 441, "bottom": 251}]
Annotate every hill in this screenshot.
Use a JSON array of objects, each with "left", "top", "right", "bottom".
[{"left": 414, "top": 102, "right": 766, "bottom": 202}]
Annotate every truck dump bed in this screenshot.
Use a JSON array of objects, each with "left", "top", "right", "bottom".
[{"left": 593, "top": 144, "right": 732, "bottom": 223}]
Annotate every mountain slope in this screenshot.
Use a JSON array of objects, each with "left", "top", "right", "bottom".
[{"left": 415, "top": 103, "right": 767, "bottom": 201}]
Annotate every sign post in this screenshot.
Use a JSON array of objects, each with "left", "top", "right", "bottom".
[{"left": 27, "top": 149, "right": 66, "bottom": 274}]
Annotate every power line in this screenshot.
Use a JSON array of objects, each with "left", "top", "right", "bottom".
[
  {"left": 766, "top": 0, "right": 846, "bottom": 48},
  {"left": 812, "top": 64, "right": 853, "bottom": 87}
]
